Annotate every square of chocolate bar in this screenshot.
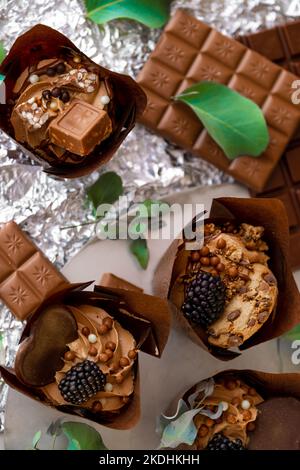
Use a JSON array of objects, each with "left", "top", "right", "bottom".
[
  {"left": 0, "top": 222, "right": 66, "bottom": 320},
  {"left": 137, "top": 10, "right": 300, "bottom": 192},
  {"left": 49, "top": 100, "right": 112, "bottom": 157}
]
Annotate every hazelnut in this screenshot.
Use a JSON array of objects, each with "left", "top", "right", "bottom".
[
  {"left": 98, "top": 324, "right": 109, "bottom": 335},
  {"left": 228, "top": 266, "right": 238, "bottom": 278},
  {"left": 216, "top": 262, "right": 225, "bottom": 272},
  {"left": 99, "top": 353, "right": 109, "bottom": 363},
  {"left": 88, "top": 346, "right": 98, "bottom": 357},
  {"left": 217, "top": 238, "right": 226, "bottom": 249},
  {"left": 128, "top": 350, "right": 137, "bottom": 360},
  {"left": 110, "top": 363, "right": 119, "bottom": 373},
  {"left": 191, "top": 251, "right": 200, "bottom": 262},
  {"left": 200, "top": 257, "right": 210, "bottom": 266},
  {"left": 248, "top": 387, "right": 257, "bottom": 397},
  {"left": 210, "top": 256, "right": 220, "bottom": 266},
  {"left": 64, "top": 351, "right": 75, "bottom": 361},
  {"left": 82, "top": 327, "right": 90, "bottom": 337},
  {"left": 103, "top": 317, "right": 113, "bottom": 329},
  {"left": 105, "top": 341, "right": 116, "bottom": 351},
  {"left": 200, "top": 246, "right": 210, "bottom": 256},
  {"left": 92, "top": 401, "right": 102, "bottom": 412},
  {"left": 198, "top": 425, "right": 209, "bottom": 437},
  {"left": 119, "top": 357, "right": 130, "bottom": 368},
  {"left": 226, "top": 414, "right": 237, "bottom": 424}
]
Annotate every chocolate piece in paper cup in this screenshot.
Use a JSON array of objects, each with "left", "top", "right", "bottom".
[
  {"left": 0, "top": 222, "right": 171, "bottom": 430},
  {"left": 159, "top": 370, "right": 300, "bottom": 450},
  {"left": 153, "top": 197, "right": 300, "bottom": 360},
  {"left": 0, "top": 24, "right": 146, "bottom": 178}
]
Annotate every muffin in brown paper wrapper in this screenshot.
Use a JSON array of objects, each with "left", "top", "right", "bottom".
[
  {"left": 153, "top": 197, "right": 300, "bottom": 360},
  {"left": 0, "top": 278, "right": 171, "bottom": 430},
  {"left": 166, "top": 369, "right": 300, "bottom": 450},
  {"left": 0, "top": 221, "right": 171, "bottom": 429},
  {"left": 0, "top": 24, "right": 146, "bottom": 178}
]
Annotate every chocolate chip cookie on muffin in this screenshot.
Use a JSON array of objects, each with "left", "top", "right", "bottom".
[{"left": 170, "top": 221, "right": 278, "bottom": 349}]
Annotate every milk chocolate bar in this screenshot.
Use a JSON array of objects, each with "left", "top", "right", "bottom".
[
  {"left": 0, "top": 221, "right": 66, "bottom": 319},
  {"left": 49, "top": 100, "right": 112, "bottom": 156},
  {"left": 137, "top": 10, "right": 300, "bottom": 192},
  {"left": 238, "top": 21, "right": 300, "bottom": 74},
  {"left": 238, "top": 26, "right": 300, "bottom": 269}
]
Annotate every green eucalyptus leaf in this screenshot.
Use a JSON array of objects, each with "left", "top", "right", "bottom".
[
  {"left": 285, "top": 324, "right": 300, "bottom": 342},
  {"left": 85, "top": 0, "right": 172, "bottom": 28},
  {"left": 159, "top": 409, "right": 200, "bottom": 449},
  {"left": 176, "top": 81, "right": 269, "bottom": 160},
  {"left": 32, "top": 430, "right": 42, "bottom": 449},
  {"left": 61, "top": 422, "right": 108, "bottom": 450},
  {"left": 130, "top": 238, "right": 149, "bottom": 269},
  {"left": 157, "top": 399, "right": 189, "bottom": 435},
  {"left": 142, "top": 199, "right": 169, "bottom": 218},
  {"left": 86, "top": 171, "right": 123, "bottom": 214},
  {"left": 0, "top": 43, "right": 5, "bottom": 65}
]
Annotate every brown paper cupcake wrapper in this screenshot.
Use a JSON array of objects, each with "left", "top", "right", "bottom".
[
  {"left": 153, "top": 197, "right": 300, "bottom": 360},
  {"left": 0, "top": 24, "right": 146, "bottom": 178},
  {"left": 0, "top": 222, "right": 171, "bottom": 430}
]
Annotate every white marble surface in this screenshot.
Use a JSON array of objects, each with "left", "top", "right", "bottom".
[{"left": 4, "top": 183, "right": 300, "bottom": 449}]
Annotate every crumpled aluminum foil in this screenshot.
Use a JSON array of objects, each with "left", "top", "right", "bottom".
[{"left": 0, "top": 0, "right": 299, "bottom": 432}]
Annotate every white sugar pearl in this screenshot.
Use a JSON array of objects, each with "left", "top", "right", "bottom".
[
  {"left": 241, "top": 399, "right": 251, "bottom": 410},
  {"left": 29, "top": 74, "right": 39, "bottom": 84},
  {"left": 49, "top": 101, "right": 58, "bottom": 111},
  {"left": 105, "top": 383, "right": 113, "bottom": 392},
  {"left": 88, "top": 333, "right": 97, "bottom": 344},
  {"left": 220, "top": 401, "right": 229, "bottom": 411},
  {"left": 100, "top": 95, "right": 110, "bottom": 105},
  {"left": 28, "top": 97, "right": 35, "bottom": 104}
]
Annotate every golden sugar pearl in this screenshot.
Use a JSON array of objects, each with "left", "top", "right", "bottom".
[
  {"left": 128, "top": 350, "right": 137, "bottom": 360},
  {"left": 64, "top": 351, "right": 75, "bottom": 361},
  {"left": 200, "top": 257, "right": 210, "bottom": 266},
  {"left": 119, "top": 357, "right": 130, "bottom": 368},
  {"left": 98, "top": 324, "right": 109, "bottom": 335},
  {"left": 99, "top": 353, "right": 109, "bottom": 363},
  {"left": 225, "top": 380, "right": 237, "bottom": 391},
  {"left": 103, "top": 317, "right": 113, "bottom": 329},
  {"left": 210, "top": 256, "right": 220, "bottom": 267},
  {"left": 228, "top": 266, "right": 238, "bottom": 278},
  {"left": 104, "top": 349, "right": 113, "bottom": 360},
  {"left": 82, "top": 326, "right": 90, "bottom": 337},
  {"left": 88, "top": 346, "right": 98, "bottom": 357},
  {"left": 216, "top": 262, "right": 225, "bottom": 272},
  {"left": 115, "top": 375, "right": 124, "bottom": 384},
  {"left": 200, "top": 246, "right": 210, "bottom": 256},
  {"left": 217, "top": 238, "right": 226, "bottom": 249},
  {"left": 105, "top": 341, "right": 116, "bottom": 351}
]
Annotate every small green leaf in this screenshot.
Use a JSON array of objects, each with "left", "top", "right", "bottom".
[
  {"left": 142, "top": 199, "right": 169, "bottom": 217},
  {"left": 86, "top": 171, "right": 123, "bottom": 214},
  {"left": 176, "top": 81, "right": 269, "bottom": 160},
  {"left": 61, "top": 422, "right": 108, "bottom": 450},
  {"left": 85, "top": 0, "right": 172, "bottom": 28},
  {"left": 0, "top": 43, "right": 5, "bottom": 65},
  {"left": 32, "top": 430, "right": 42, "bottom": 449},
  {"left": 130, "top": 238, "right": 149, "bottom": 269},
  {"left": 285, "top": 324, "right": 300, "bottom": 342}
]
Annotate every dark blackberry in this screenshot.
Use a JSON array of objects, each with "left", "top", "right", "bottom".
[
  {"left": 206, "top": 433, "right": 245, "bottom": 450},
  {"left": 58, "top": 360, "right": 106, "bottom": 405},
  {"left": 182, "top": 271, "right": 226, "bottom": 328}
]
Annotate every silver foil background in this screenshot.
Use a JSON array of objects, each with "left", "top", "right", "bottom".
[{"left": 0, "top": 0, "right": 299, "bottom": 432}]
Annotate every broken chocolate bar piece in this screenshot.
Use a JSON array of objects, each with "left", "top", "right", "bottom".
[
  {"left": 137, "top": 10, "right": 300, "bottom": 192},
  {"left": 0, "top": 221, "right": 66, "bottom": 320},
  {"left": 238, "top": 25, "right": 300, "bottom": 269},
  {"left": 49, "top": 100, "right": 112, "bottom": 156}
]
